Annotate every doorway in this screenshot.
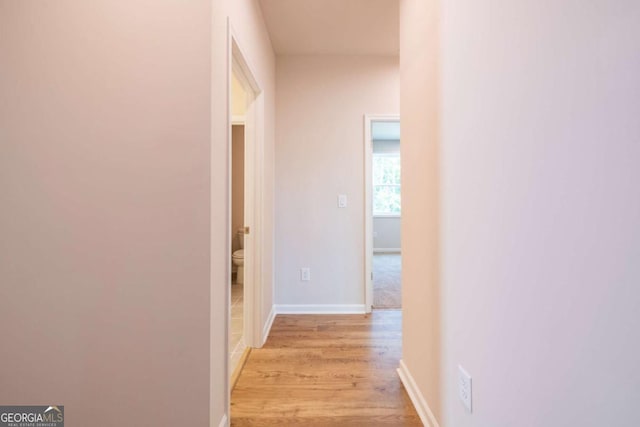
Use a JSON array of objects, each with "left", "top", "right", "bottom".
[
  {"left": 229, "top": 71, "right": 247, "bottom": 378},
  {"left": 226, "top": 33, "right": 264, "bottom": 391},
  {"left": 364, "top": 116, "right": 401, "bottom": 311}
]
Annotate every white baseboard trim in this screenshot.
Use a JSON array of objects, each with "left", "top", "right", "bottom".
[
  {"left": 374, "top": 248, "right": 401, "bottom": 254},
  {"left": 275, "top": 304, "right": 366, "bottom": 314},
  {"left": 262, "top": 304, "right": 276, "bottom": 345},
  {"left": 397, "top": 359, "right": 440, "bottom": 427},
  {"left": 217, "top": 414, "right": 228, "bottom": 427}
]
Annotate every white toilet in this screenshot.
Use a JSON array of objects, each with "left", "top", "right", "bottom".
[{"left": 232, "top": 229, "right": 244, "bottom": 284}]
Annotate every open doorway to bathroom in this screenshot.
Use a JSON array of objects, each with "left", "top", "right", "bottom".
[
  {"left": 227, "top": 31, "right": 266, "bottom": 394},
  {"left": 224, "top": 28, "right": 266, "bottom": 421},
  {"left": 365, "top": 116, "right": 401, "bottom": 310},
  {"left": 229, "top": 71, "right": 247, "bottom": 381}
]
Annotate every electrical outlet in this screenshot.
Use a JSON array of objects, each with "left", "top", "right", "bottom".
[
  {"left": 300, "top": 268, "right": 311, "bottom": 281},
  {"left": 338, "top": 194, "right": 347, "bottom": 208},
  {"left": 458, "top": 365, "right": 472, "bottom": 413}
]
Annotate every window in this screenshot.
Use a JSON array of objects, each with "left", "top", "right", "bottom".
[{"left": 372, "top": 153, "right": 401, "bottom": 216}]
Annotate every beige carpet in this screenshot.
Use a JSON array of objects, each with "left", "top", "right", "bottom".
[{"left": 373, "top": 253, "right": 401, "bottom": 309}]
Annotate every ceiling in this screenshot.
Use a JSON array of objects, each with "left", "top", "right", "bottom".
[{"left": 258, "top": 0, "right": 399, "bottom": 56}]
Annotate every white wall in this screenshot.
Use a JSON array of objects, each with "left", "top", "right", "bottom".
[
  {"left": 373, "top": 217, "right": 401, "bottom": 251},
  {"left": 1, "top": 1, "right": 273, "bottom": 424},
  {"left": 401, "top": 0, "right": 640, "bottom": 425},
  {"left": 275, "top": 55, "right": 399, "bottom": 308},
  {"left": 440, "top": 0, "right": 640, "bottom": 425},
  {"left": 232, "top": 73, "right": 247, "bottom": 118},
  {"left": 0, "top": 1, "right": 211, "bottom": 425},
  {"left": 211, "top": 0, "right": 276, "bottom": 423},
  {"left": 399, "top": 0, "right": 442, "bottom": 422}
]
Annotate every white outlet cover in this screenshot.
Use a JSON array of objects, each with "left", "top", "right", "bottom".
[
  {"left": 338, "top": 194, "right": 347, "bottom": 208},
  {"left": 300, "top": 268, "right": 311, "bottom": 281},
  {"left": 458, "top": 365, "right": 472, "bottom": 413}
]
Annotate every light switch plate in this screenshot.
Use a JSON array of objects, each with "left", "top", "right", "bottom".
[
  {"left": 458, "top": 365, "right": 472, "bottom": 413},
  {"left": 338, "top": 194, "right": 347, "bottom": 208}
]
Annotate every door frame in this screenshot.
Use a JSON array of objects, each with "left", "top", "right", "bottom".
[
  {"left": 228, "top": 24, "right": 264, "bottom": 349},
  {"left": 363, "top": 114, "right": 401, "bottom": 312},
  {"left": 225, "top": 21, "right": 265, "bottom": 416}
]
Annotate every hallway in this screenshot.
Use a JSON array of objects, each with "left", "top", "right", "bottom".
[
  {"left": 230, "top": 310, "right": 421, "bottom": 426},
  {"left": 2, "top": 1, "right": 639, "bottom": 426}
]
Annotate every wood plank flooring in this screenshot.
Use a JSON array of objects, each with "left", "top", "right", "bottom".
[{"left": 230, "top": 310, "right": 422, "bottom": 426}]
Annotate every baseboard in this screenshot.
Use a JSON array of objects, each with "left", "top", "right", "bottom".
[
  {"left": 374, "top": 248, "right": 401, "bottom": 254},
  {"left": 262, "top": 304, "right": 276, "bottom": 345},
  {"left": 275, "top": 304, "right": 366, "bottom": 314},
  {"left": 217, "top": 414, "right": 227, "bottom": 427},
  {"left": 397, "top": 360, "right": 440, "bottom": 427}
]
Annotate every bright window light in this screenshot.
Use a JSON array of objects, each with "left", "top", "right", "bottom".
[{"left": 373, "top": 153, "right": 401, "bottom": 216}]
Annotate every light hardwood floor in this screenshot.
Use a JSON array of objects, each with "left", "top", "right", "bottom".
[{"left": 230, "top": 310, "right": 421, "bottom": 426}]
